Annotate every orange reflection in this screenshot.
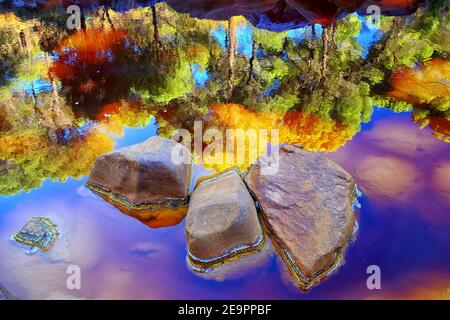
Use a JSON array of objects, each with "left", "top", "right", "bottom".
[
  {"left": 49, "top": 29, "right": 129, "bottom": 83},
  {"left": 389, "top": 58, "right": 450, "bottom": 142},
  {"left": 57, "top": 29, "right": 128, "bottom": 63},
  {"left": 211, "top": 104, "right": 355, "bottom": 151}
]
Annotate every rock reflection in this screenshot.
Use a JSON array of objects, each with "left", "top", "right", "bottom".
[
  {"left": 202, "top": 104, "right": 357, "bottom": 172},
  {"left": 187, "top": 236, "right": 275, "bottom": 282}
]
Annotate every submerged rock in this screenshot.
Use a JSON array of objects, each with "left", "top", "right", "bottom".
[
  {"left": 186, "top": 169, "right": 263, "bottom": 267},
  {"left": 87, "top": 136, "right": 191, "bottom": 210},
  {"left": 12, "top": 216, "right": 60, "bottom": 252},
  {"left": 245, "top": 144, "right": 357, "bottom": 289}
]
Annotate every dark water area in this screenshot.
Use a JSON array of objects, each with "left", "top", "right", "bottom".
[{"left": 0, "top": 1, "right": 449, "bottom": 299}]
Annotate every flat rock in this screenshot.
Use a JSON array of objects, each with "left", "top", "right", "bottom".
[
  {"left": 245, "top": 144, "right": 356, "bottom": 287},
  {"left": 186, "top": 170, "right": 263, "bottom": 265},
  {"left": 87, "top": 136, "right": 191, "bottom": 206}
]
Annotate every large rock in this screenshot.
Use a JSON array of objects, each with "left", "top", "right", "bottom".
[
  {"left": 87, "top": 136, "right": 191, "bottom": 207},
  {"left": 186, "top": 169, "right": 263, "bottom": 266},
  {"left": 245, "top": 144, "right": 356, "bottom": 288}
]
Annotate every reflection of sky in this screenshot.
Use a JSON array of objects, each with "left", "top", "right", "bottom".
[
  {"left": 211, "top": 25, "right": 227, "bottom": 49},
  {"left": 114, "top": 117, "right": 158, "bottom": 149},
  {"left": 210, "top": 22, "right": 255, "bottom": 59},
  {"left": 357, "top": 15, "right": 383, "bottom": 58},
  {"left": 191, "top": 64, "right": 209, "bottom": 88}
]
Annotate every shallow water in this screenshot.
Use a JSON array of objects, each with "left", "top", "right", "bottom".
[{"left": 0, "top": 108, "right": 448, "bottom": 299}]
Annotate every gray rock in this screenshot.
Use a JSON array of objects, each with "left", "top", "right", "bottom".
[
  {"left": 245, "top": 144, "right": 357, "bottom": 288},
  {"left": 186, "top": 169, "right": 263, "bottom": 266},
  {"left": 87, "top": 136, "right": 191, "bottom": 207}
]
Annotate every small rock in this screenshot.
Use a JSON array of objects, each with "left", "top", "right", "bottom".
[
  {"left": 0, "top": 283, "right": 17, "bottom": 300},
  {"left": 245, "top": 144, "right": 357, "bottom": 288},
  {"left": 87, "top": 136, "right": 191, "bottom": 207},
  {"left": 186, "top": 169, "right": 263, "bottom": 266}
]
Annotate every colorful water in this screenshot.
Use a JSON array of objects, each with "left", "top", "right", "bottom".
[{"left": 0, "top": 1, "right": 449, "bottom": 300}]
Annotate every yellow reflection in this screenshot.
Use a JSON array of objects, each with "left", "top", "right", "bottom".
[
  {"left": 96, "top": 100, "right": 154, "bottom": 136},
  {"left": 203, "top": 104, "right": 356, "bottom": 173}
]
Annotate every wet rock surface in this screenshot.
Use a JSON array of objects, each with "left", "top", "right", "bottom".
[
  {"left": 87, "top": 136, "right": 191, "bottom": 206},
  {"left": 186, "top": 170, "right": 263, "bottom": 266},
  {"left": 245, "top": 144, "right": 356, "bottom": 287}
]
